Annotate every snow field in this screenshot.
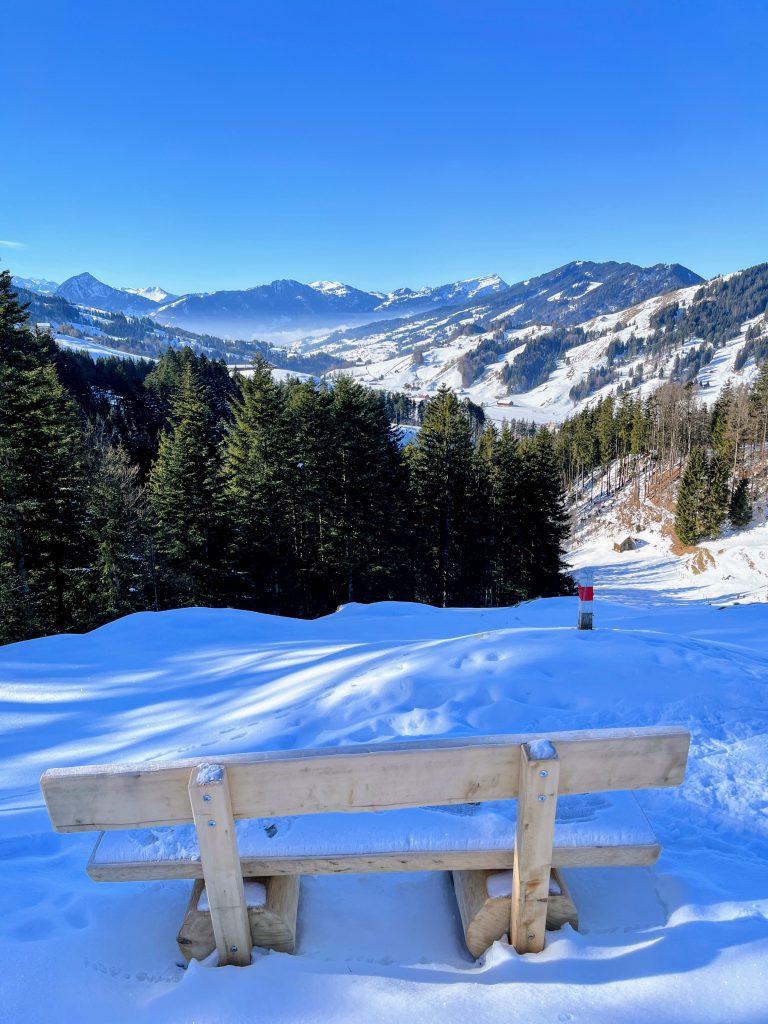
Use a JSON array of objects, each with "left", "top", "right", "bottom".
[{"left": 0, "top": 589, "right": 767, "bottom": 1022}]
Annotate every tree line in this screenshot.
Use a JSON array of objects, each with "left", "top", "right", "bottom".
[
  {"left": 0, "top": 272, "right": 572, "bottom": 645},
  {"left": 554, "top": 370, "right": 768, "bottom": 545}
]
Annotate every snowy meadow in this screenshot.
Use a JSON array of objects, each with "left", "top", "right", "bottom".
[{"left": 1, "top": 567, "right": 767, "bottom": 1023}]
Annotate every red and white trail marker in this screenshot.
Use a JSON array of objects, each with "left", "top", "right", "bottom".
[{"left": 577, "top": 576, "right": 594, "bottom": 630}]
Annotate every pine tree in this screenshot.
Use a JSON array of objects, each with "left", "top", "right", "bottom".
[
  {"left": 675, "top": 445, "right": 708, "bottom": 545},
  {"left": 145, "top": 347, "right": 237, "bottom": 443},
  {"left": 0, "top": 271, "right": 88, "bottom": 641},
  {"left": 472, "top": 424, "right": 497, "bottom": 605},
  {"left": 148, "top": 363, "right": 223, "bottom": 606},
  {"left": 630, "top": 397, "right": 649, "bottom": 455},
  {"left": 728, "top": 477, "right": 752, "bottom": 529},
  {"left": 85, "top": 435, "right": 149, "bottom": 623},
  {"left": 705, "top": 385, "right": 736, "bottom": 535},
  {"left": 702, "top": 451, "right": 731, "bottom": 537},
  {"left": 488, "top": 425, "right": 526, "bottom": 604},
  {"left": 325, "top": 376, "right": 412, "bottom": 605},
  {"left": 596, "top": 396, "right": 616, "bottom": 470},
  {"left": 222, "top": 357, "right": 292, "bottom": 611},
  {"left": 281, "top": 378, "right": 336, "bottom": 615},
  {"left": 516, "top": 429, "right": 573, "bottom": 599},
  {"left": 749, "top": 360, "right": 768, "bottom": 461},
  {"left": 406, "top": 385, "right": 487, "bottom": 607}
]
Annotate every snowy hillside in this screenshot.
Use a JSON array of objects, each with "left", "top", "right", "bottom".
[
  {"left": 17, "top": 263, "right": 768, "bottom": 419},
  {"left": 14, "top": 284, "right": 303, "bottom": 367},
  {"left": 569, "top": 495, "right": 768, "bottom": 606},
  {"left": 326, "top": 267, "right": 768, "bottom": 426},
  {"left": 53, "top": 332, "right": 155, "bottom": 361},
  {"left": 2, "top": 552, "right": 767, "bottom": 1022},
  {"left": 304, "top": 261, "right": 701, "bottom": 359}
]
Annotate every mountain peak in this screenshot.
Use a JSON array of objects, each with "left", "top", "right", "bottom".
[
  {"left": 310, "top": 280, "right": 353, "bottom": 297},
  {"left": 55, "top": 272, "right": 160, "bottom": 313},
  {"left": 123, "top": 285, "right": 176, "bottom": 304}
]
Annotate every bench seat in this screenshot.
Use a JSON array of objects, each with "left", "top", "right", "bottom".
[{"left": 89, "top": 789, "right": 659, "bottom": 880}]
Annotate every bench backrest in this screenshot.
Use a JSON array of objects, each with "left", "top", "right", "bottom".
[{"left": 41, "top": 726, "right": 689, "bottom": 834}]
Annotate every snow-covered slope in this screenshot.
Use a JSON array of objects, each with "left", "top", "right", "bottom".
[
  {"left": 568, "top": 484, "right": 768, "bottom": 606},
  {"left": 305, "top": 261, "right": 701, "bottom": 358},
  {"left": 1, "top": 580, "right": 767, "bottom": 1023},
  {"left": 53, "top": 332, "right": 155, "bottom": 361},
  {"left": 325, "top": 267, "right": 767, "bottom": 425}
]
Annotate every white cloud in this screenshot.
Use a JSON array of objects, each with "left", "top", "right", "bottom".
[{"left": 0, "top": 240, "right": 25, "bottom": 249}]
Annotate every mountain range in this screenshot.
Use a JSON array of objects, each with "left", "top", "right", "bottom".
[
  {"left": 315, "top": 261, "right": 768, "bottom": 427},
  {"left": 13, "top": 259, "right": 768, "bottom": 425},
  {"left": 13, "top": 262, "right": 700, "bottom": 345}
]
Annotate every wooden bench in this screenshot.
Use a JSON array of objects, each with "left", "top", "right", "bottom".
[{"left": 40, "top": 727, "right": 690, "bottom": 966}]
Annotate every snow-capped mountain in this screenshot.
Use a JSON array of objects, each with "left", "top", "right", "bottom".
[
  {"left": 123, "top": 285, "right": 176, "bottom": 304},
  {"left": 309, "top": 280, "right": 385, "bottom": 301},
  {"left": 55, "top": 272, "right": 159, "bottom": 314},
  {"left": 11, "top": 275, "right": 60, "bottom": 295},
  {"left": 146, "top": 275, "right": 511, "bottom": 343},
  {"left": 17, "top": 257, "right": 768, "bottom": 425},
  {"left": 303, "top": 262, "right": 702, "bottom": 359},
  {"left": 18, "top": 269, "right": 514, "bottom": 342},
  {"left": 151, "top": 279, "right": 390, "bottom": 342},
  {"left": 24, "top": 262, "right": 704, "bottom": 362},
  {"left": 376, "top": 274, "right": 508, "bottom": 312}
]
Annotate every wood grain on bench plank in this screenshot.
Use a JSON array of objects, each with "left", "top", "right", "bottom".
[{"left": 41, "top": 728, "right": 690, "bottom": 833}]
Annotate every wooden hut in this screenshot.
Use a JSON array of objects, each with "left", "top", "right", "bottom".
[{"left": 613, "top": 536, "right": 637, "bottom": 553}]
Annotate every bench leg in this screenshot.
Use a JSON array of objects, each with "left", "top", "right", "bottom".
[
  {"left": 188, "top": 764, "right": 252, "bottom": 966},
  {"left": 177, "top": 875, "right": 300, "bottom": 961},
  {"left": 510, "top": 741, "right": 560, "bottom": 954},
  {"left": 452, "top": 868, "right": 578, "bottom": 958}
]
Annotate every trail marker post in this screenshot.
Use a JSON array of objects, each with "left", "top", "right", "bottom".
[{"left": 577, "top": 571, "right": 594, "bottom": 630}]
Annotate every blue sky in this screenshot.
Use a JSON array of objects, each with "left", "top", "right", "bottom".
[{"left": 2, "top": 0, "right": 767, "bottom": 294}]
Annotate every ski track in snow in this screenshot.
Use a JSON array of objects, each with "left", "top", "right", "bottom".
[{"left": 0, "top": 583, "right": 767, "bottom": 1021}]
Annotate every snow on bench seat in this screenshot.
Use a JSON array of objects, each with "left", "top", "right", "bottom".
[{"left": 88, "top": 790, "right": 660, "bottom": 880}]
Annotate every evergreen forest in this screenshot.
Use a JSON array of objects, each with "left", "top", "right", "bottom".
[{"left": 0, "top": 273, "right": 572, "bottom": 644}]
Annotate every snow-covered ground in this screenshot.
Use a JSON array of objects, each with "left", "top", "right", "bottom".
[
  {"left": 1, "top": 554, "right": 767, "bottom": 1021},
  {"left": 569, "top": 489, "right": 768, "bottom": 606},
  {"left": 53, "top": 332, "right": 152, "bottom": 361}
]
